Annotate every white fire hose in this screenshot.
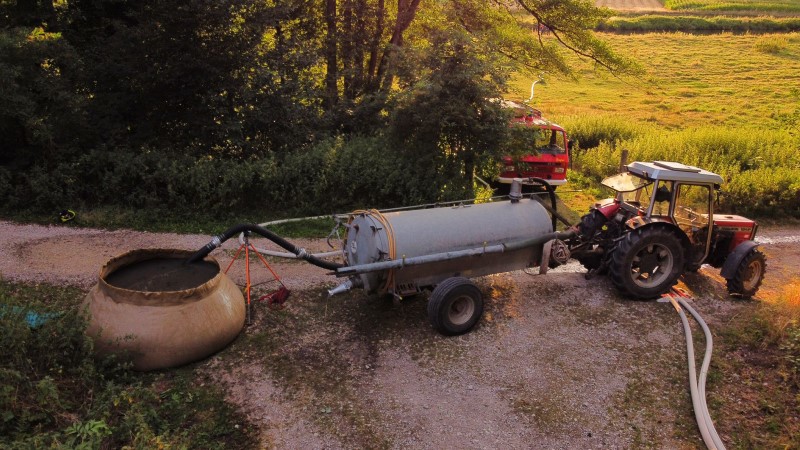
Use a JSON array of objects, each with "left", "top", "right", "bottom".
[{"left": 665, "top": 288, "right": 726, "bottom": 450}]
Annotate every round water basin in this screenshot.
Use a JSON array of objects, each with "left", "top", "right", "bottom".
[{"left": 83, "top": 248, "right": 244, "bottom": 371}]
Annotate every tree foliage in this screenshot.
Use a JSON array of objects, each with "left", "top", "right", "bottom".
[
  {"left": 391, "top": 27, "right": 510, "bottom": 194},
  {"left": 0, "top": 0, "right": 634, "bottom": 214}
]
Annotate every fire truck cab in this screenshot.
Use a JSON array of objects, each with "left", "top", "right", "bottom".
[{"left": 496, "top": 101, "right": 570, "bottom": 190}]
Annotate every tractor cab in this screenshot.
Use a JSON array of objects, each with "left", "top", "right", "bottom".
[{"left": 601, "top": 161, "right": 723, "bottom": 268}]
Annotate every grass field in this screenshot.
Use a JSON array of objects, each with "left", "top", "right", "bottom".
[
  {"left": 509, "top": 31, "right": 800, "bottom": 217},
  {"left": 512, "top": 32, "right": 800, "bottom": 130}
]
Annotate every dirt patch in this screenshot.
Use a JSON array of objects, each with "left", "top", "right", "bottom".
[
  {"left": 0, "top": 221, "right": 335, "bottom": 290},
  {"left": 1, "top": 220, "right": 797, "bottom": 448}
]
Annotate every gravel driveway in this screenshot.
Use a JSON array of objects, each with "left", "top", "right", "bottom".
[{"left": 2, "top": 220, "right": 797, "bottom": 448}]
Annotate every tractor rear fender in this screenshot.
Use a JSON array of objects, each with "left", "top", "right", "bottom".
[
  {"left": 720, "top": 240, "right": 759, "bottom": 280},
  {"left": 623, "top": 220, "right": 692, "bottom": 257}
]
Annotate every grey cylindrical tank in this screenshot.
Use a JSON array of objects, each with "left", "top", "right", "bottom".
[{"left": 345, "top": 199, "right": 553, "bottom": 293}]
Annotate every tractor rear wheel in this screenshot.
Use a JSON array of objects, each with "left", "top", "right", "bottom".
[
  {"left": 726, "top": 249, "right": 766, "bottom": 298},
  {"left": 427, "top": 277, "right": 483, "bottom": 335},
  {"left": 610, "top": 227, "right": 686, "bottom": 300}
]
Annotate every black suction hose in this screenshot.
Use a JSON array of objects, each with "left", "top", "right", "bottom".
[
  {"left": 187, "top": 223, "right": 344, "bottom": 271},
  {"left": 526, "top": 177, "right": 559, "bottom": 231}
]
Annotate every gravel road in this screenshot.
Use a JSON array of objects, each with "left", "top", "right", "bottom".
[{"left": 2, "top": 220, "right": 797, "bottom": 448}]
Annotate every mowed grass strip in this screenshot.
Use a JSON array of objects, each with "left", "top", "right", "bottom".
[
  {"left": 598, "top": 15, "right": 800, "bottom": 33},
  {"left": 664, "top": 0, "right": 800, "bottom": 14}
]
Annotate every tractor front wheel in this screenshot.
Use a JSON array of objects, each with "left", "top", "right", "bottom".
[
  {"left": 726, "top": 249, "right": 766, "bottom": 298},
  {"left": 610, "top": 227, "right": 686, "bottom": 300}
]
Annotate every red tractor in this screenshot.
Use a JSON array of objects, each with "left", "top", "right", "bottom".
[{"left": 568, "top": 161, "right": 766, "bottom": 299}]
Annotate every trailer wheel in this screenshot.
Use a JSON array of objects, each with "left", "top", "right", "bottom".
[
  {"left": 610, "top": 227, "right": 685, "bottom": 300},
  {"left": 427, "top": 277, "right": 483, "bottom": 335},
  {"left": 726, "top": 249, "right": 766, "bottom": 298}
]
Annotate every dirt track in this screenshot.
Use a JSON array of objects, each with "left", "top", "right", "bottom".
[{"left": 2, "top": 220, "right": 798, "bottom": 448}]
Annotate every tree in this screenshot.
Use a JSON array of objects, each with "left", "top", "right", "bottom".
[
  {"left": 0, "top": 28, "right": 87, "bottom": 167},
  {"left": 390, "top": 28, "right": 509, "bottom": 197},
  {"left": 61, "top": 0, "right": 323, "bottom": 159},
  {"left": 321, "top": 0, "right": 635, "bottom": 130},
  {"left": 383, "top": 0, "right": 636, "bottom": 198},
  {"left": 0, "top": 0, "right": 640, "bottom": 213}
]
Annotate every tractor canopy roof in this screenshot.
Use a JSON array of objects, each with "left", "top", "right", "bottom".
[
  {"left": 626, "top": 161, "right": 723, "bottom": 185},
  {"left": 602, "top": 161, "right": 724, "bottom": 193}
]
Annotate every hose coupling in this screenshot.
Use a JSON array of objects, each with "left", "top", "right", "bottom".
[{"left": 210, "top": 235, "right": 223, "bottom": 249}]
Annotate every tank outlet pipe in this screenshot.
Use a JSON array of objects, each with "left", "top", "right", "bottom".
[
  {"left": 509, "top": 178, "right": 524, "bottom": 203},
  {"left": 503, "top": 229, "right": 575, "bottom": 253},
  {"left": 334, "top": 229, "right": 576, "bottom": 278},
  {"left": 666, "top": 289, "right": 726, "bottom": 450},
  {"left": 327, "top": 277, "right": 363, "bottom": 297},
  {"left": 187, "top": 224, "right": 344, "bottom": 271}
]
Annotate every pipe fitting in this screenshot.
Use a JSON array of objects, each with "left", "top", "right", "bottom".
[
  {"left": 509, "top": 178, "right": 524, "bottom": 203},
  {"left": 327, "top": 278, "right": 362, "bottom": 297}
]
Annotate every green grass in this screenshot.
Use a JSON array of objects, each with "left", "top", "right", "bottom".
[
  {"left": 665, "top": 0, "right": 800, "bottom": 14},
  {"left": 598, "top": 15, "right": 800, "bottom": 33},
  {"left": 562, "top": 122, "right": 800, "bottom": 216},
  {"left": 711, "top": 280, "right": 800, "bottom": 447},
  {"left": 753, "top": 33, "right": 793, "bottom": 52},
  {"left": 0, "top": 280, "right": 258, "bottom": 449}
]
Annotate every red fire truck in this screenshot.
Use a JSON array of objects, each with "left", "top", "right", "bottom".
[{"left": 495, "top": 100, "right": 571, "bottom": 191}]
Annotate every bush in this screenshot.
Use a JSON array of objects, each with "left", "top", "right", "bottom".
[
  {"left": 665, "top": 0, "right": 800, "bottom": 14},
  {"left": 272, "top": 135, "right": 450, "bottom": 212},
  {"left": 4, "top": 109, "right": 799, "bottom": 221},
  {"left": 0, "top": 132, "right": 458, "bottom": 219},
  {"left": 561, "top": 115, "right": 647, "bottom": 150},
  {"left": 724, "top": 166, "right": 800, "bottom": 217},
  {"left": 570, "top": 121, "right": 800, "bottom": 218}
]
